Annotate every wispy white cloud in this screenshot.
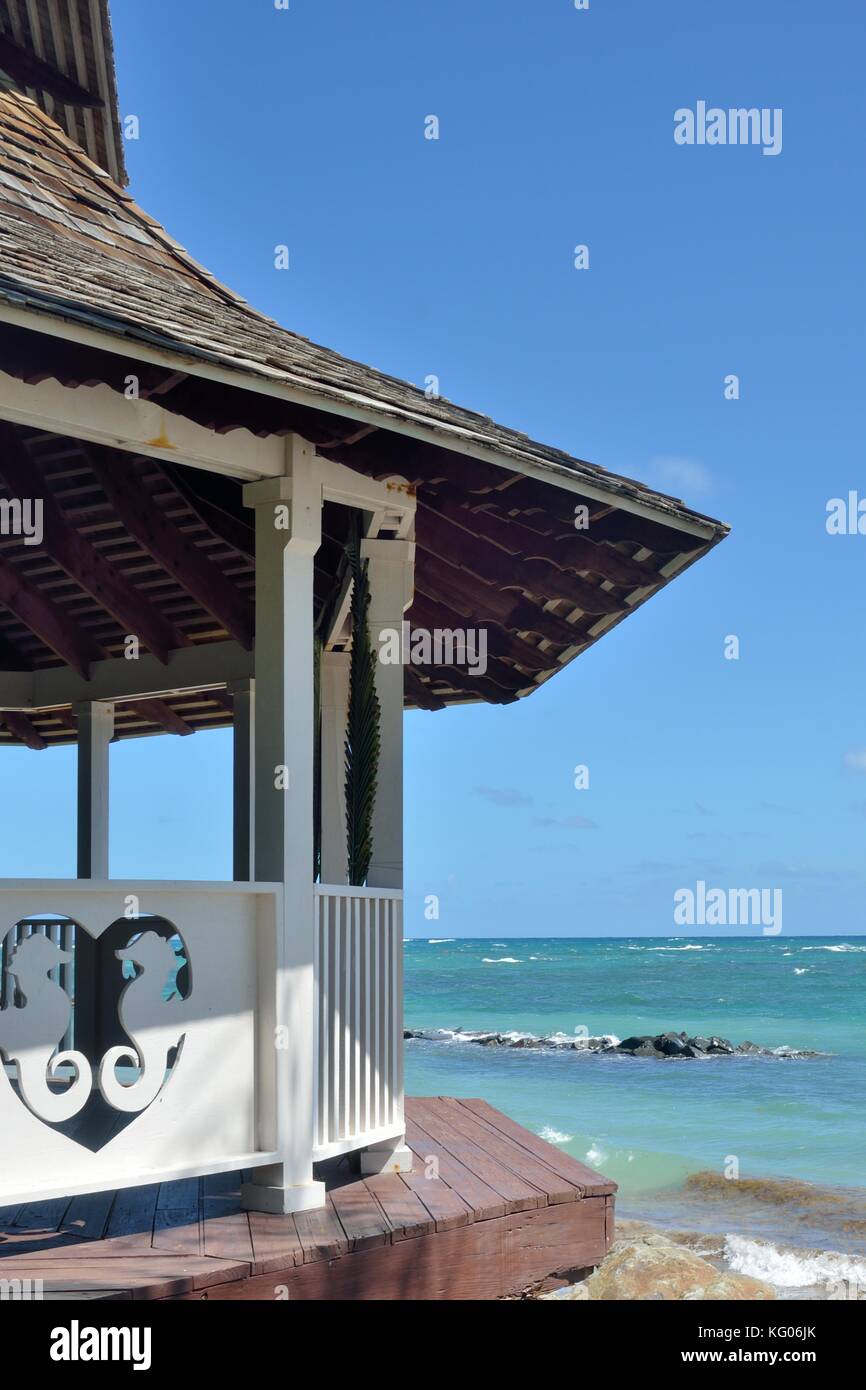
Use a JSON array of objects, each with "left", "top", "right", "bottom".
[
  {"left": 844, "top": 749, "right": 866, "bottom": 773},
  {"left": 650, "top": 455, "right": 714, "bottom": 497},
  {"left": 474, "top": 785, "right": 532, "bottom": 807}
]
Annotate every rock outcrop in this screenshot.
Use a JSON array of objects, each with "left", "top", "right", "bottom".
[
  {"left": 538, "top": 1230, "right": 776, "bottom": 1301},
  {"left": 404, "top": 1027, "right": 820, "bottom": 1060}
]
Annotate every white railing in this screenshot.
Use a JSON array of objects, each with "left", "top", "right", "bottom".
[
  {"left": 314, "top": 884, "right": 404, "bottom": 1160},
  {"left": 0, "top": 881, "right": 283, "bottom": 1206}
]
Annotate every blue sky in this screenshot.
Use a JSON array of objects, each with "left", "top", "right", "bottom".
[{"left": 2, "top": 0, "right": 863, "bottom": 935}]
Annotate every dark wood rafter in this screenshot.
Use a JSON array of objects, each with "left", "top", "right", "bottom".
[
  {"left": 416, "top": 505, "right": 627, "bottom": 615},
  {"left": 0, "top": 708, "right": 46, "bottom": 749},
  {"left": 127, "top": 699, "right": 194, "bottom": 736},
  {"left": 415, "top": 564, "right": 591, "bottom": 649},
  {"left": 85, "top": 448, "right": 255, "bottom": 650},
  {"left": 403, "top": 668, "right": 446, "bottom": 711},
  {"left": 0, "top": 553, "right": 105, "bottom": 677},
  {"left": 155, "top": 460, "right": 254, "bottom": 561},
  {"left": 0, "top": 33, "right": 103, "bottom": 108},
  {"left": 430, "top": 492, "right": 663, "bottom": 588},
  {"left": 0, "top": 427, "right": 189, "bottom": 665},
  {"left": 408, "top": 595, "right": 553, "bottom": 673}
]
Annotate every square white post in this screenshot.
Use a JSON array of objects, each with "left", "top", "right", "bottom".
[
  {"left": 320, "top": 651, "right": 350, "bottom": 885},
  {"left": 358, "top": 538, "right": 414, "bottom": 1174},
  {"left": 230, "top": 678, "right": 255, "bottom": 883},
  {"left": 73, "top": 700, "right": 114, "bottom": 1060},
  {"left": 241, "top": 438, "right": 326, "bottom": 1214},
  {"left": 75, "top": 701, "right": 114, "bottom": 879}
]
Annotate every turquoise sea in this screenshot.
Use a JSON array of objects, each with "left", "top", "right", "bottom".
[{"left": 403, "top": 936, "right": 866, "bottom": 1296}]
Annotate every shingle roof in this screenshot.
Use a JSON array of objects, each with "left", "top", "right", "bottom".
[
  {"left": 0, "top": 90, "right": 726, "bottom": 541},
  {"left": 0, "top": 0, "right": 124, "bottom": 184}
]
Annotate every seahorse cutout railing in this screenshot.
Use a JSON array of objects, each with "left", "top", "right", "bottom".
[
  {"left": 0, "top": 935, "right": 92, "bottom": 1122},
  {"left": 98, "top": 931, "right": 187, "bottom": 1113}
]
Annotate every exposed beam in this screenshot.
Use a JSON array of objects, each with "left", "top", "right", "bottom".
[
  {"left": 86, "top": 448, "right": 255, "bottom": 649},
  {"left": 431, "top": 493, "right": 662, "bottom": 588},
  {"left": 0, "top": 708, "right": 47, "bottom": 749},
  {"left": 416, "top": 504, "right": 625, "bottom": 615},
  {"left": 433, "top": 667, "right": 520, "bottom": 706},
  {"left": 0, "top": 33, "right": 104, "bottom": 107},
  {"left": 409, "top": 594, "right": 553, "bottom": 673},
  {"left": 0, "top": 368, "right": 286, "bottom": 481},
  {"left": 403, "top": 668, "right": 445, "bottom": 712},
  {"left": 0, "top": 303, "right": 724, "bottom": 542},
  {"left": 157, "top": 460, "right": 254, "bottom": 559},
  {"left": 0, "top": 554, "right": 105, "bottom": 677},
  {"left": 0, "top": 429, "right": 189, "bottom": 664},
  {"left": 414, "top": 563, "right": 591, "bottom": 649},
  {"left": 0, "top": 638, "right": 252, "bottom": 713},
  {"left": 127, "top": 699, "right": 194, "bottom": 736}
]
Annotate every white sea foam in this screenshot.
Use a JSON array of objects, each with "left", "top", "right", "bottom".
[
  {"left": 648, "top": 944, "right": 712, "bottom": 952},
  {"left": 427, "top": 938, "right": 455, "bottom": 944},
  {"left": 585, "top": 1143, "right": 607, "bottom": 1166},
  {"left": 801, "top": 943, "right": 866, "bottom": 953},
  {"left": 793, "top": 967, "right": 810, "bottom": 975},
  {"left": 725, "top": 1234, "right": 866, "bottom": 1290},
  {"left": 538, "top": 1126, "right": 573, "bottom": 1144},
  {"left": 482, "top": 956, "right": 521, "bottom": 964}
]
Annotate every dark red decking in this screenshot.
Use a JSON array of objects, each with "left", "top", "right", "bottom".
[{"left": 0, "top": 1098, "right": 615, "bottom": 1300}]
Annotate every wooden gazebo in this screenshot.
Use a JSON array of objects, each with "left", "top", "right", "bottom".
[{"left": 0, "top": 1, "right": 727, "bottom": 1296}]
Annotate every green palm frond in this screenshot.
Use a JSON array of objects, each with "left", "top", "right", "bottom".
[{"left": 344, "top": 523, "right": 380, "bottom": 886}]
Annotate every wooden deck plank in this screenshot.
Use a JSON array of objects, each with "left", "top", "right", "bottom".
[
  {"left": 12, "top": 1197, "right": 70, "bottom": 1231},
  {"left": 405, "top": 1116, "right": 506, "bottom": 1220},
  {"left": 60, "top": 1189, "right": 115, "bottom": 1241},
  {"left": 407, "top": 1100, "right": 544, "bottom": 1211},
  {"left": 0, "top": 1100, "right": 615, "bottom": 1299},
  {"left": 248, "top": 1212, "right": 305, "bottom": 1274},
  {"left": 458, "top": 1098, "right": 617, "bottom": 1195},
  {"left": 104, "top": 1184, "right": 160, "bottom": 1246},
  {"left": 152, "top": 1178, "right": 202, "bottom": 1256},
  {"left": 361, "top": 1174, "right": 434, "bottom": 1241},
  {"left": 328, "top": 1186, "right": 394, "bottom": 1251},
  {"left": 399, "top": 1170, "right": 472, "bottom": 1231},
  {"left": 435, "top": 1097, "right": 578, "bottom": 1204},
  {"left": 293, "top": 1202, "right": 348, "bottom": 1264}
]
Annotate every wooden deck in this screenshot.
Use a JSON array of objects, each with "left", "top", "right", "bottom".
[{"left": 0, "top": 1098, "right": 615, "bottom": 1300}]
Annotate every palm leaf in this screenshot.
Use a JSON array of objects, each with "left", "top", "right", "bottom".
[{"left": 344, "top": 523, "right": 381, "bottom": 885}]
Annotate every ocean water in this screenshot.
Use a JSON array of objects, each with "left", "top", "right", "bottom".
[{"left": 403, "top": 936, "right": 866, "bottom": 1296}]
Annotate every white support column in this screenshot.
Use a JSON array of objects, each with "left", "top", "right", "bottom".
[
  {"left": 358, "top": 538, "right": 414, "bottom": 1175},
  {"left": 74, "top": 701, "right": 114, "bottom": 879},
  {"left": 360, "top": 538, "right": 415, "bottom": 891},
  {"left": 240, "top": 437, "right": 326, "bottom": 1214},
  {"left": 73, "top": 700, "right": 114, "bottom": 1061},
  {"left": 230, "top": 678, "right": 255, "bottom": 883},
  {"left": 320, "top": 651, "right": 350, "bottom": 886}
]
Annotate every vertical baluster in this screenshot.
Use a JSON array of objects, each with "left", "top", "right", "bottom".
[
  {"left": 393, "top": 898, "right": 404, "bottom": 1128},
  {"left": 342, "top": 896, "right": 351, "bottom": 1140},
  {"left": 313, "top": 891, "right": 322, "bottom": 1150},
  {"left": 352, "top": 894, "right": 361, "bottom": 1141},
  {"left": 363, "top": 894, "right": 371, "bottom": 1137},
  {"left": 371, "top": 897, "right": 380, "bottom": 1131},
  {"left": 331, "top": 895, "right": 342, "bottom": 1140},
  {"left": 382, "top": 900, "right": 391, "bottom": 1127}
]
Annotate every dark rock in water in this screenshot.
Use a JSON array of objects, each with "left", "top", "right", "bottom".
[
  {"left": 735, "top": 1040, "right": 765, "bottom": 1055},
  {"left": 617, "top": 1036, "right": 656, "bottom": 1053},
  {"left": 689, "top": 1036, "right": 713, "bottom": 1053},
  {"left": 478, "top": 1033, "right": 506, "bottom": 1046},
  {"left": 404, "top": 1029, "right": 421, "bottom": 1039},
  {"left": 657, "top": 1032, "right": 691, "bottom": 1057},
  {"left": 707, "top": 1036, "right": 735, "bottom": 1054}
]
